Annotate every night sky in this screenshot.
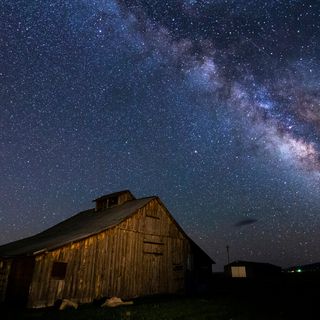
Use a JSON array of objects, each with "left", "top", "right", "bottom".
[{"left": 1, "top": 0, "right": 320, "bottom": 270}]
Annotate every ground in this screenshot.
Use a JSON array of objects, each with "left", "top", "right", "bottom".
[{"left": 1, "top": 273, "right": 318, "bottom": 319}]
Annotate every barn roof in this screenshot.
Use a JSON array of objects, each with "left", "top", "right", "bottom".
[
  {"left": 0, "top": 193, "right": 214, "bottom": 264},
  {"left": 0, "top": 197, "right": 154, "bottom": 258}
]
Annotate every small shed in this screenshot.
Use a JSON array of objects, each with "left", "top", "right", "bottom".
[
  {"left": 225, "top": 260, "right": 282, "bottom": 278},
  {"left": 0, "top": 190, "right": 214, "bottom": 308}
]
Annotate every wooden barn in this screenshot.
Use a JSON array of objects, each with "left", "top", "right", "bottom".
[{"left": 0, "top": 190, "right": 214, "bottom": 308}]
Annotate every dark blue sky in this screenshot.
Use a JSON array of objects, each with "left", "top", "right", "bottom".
[{"left": 1, "top": 0, "right": 320, "bottom": 270}]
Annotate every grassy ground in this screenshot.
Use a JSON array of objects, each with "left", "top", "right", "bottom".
[
  {"left": 1, "top": 274, "right": 318, "bottom": 319},
  {"left": 0, "top": 293, "right": 308, "bottom": 320},
  {"left": 1, "top": 295, "right": 275, "bottom": 320}
]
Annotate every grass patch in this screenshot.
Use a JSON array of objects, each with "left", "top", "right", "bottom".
[
  {"left": 1, "top": 296, "right": 229, "bottom": 320},
  {"left": 0, "top": 294, "right": 288, "bottom": 320}
]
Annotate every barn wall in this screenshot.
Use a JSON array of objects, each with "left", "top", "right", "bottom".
[
  {"left": 121, "top": 199, "right": 191, "bottom": 296},
  {"left": 0, "top": 259, "right": 11, "bottom": 302},
  {"left": 27, "top": 198, "right": 192, "bottom": 308}
]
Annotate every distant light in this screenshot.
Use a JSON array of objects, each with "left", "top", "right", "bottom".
[{"left": 296, "top": 269, "right": 302, "bottom": 273}]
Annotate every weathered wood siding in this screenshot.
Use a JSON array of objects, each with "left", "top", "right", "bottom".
[
  {"left": 117, "top": 192, "right": 134, "bottom": 206},
  {"left": 0, "top": 259, "right": 11, "bottom": 302},
  {"left": 27, "top": 198, "right": 191, "bottom": 308}
]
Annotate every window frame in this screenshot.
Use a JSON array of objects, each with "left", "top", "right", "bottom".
[{"left": 51, "top": 261, "right": 68, "bottom": 280}]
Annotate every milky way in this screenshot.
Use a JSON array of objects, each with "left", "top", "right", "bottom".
[{"left": 1, "top": 0, "right": 320, "bottom": 269}]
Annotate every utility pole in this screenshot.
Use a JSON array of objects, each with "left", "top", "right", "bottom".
[{"left": 226, "top": 245, "right": 230, "bottom": 264}]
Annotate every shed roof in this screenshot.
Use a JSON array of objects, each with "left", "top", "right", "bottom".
[
  {"left": 0, "top": 197, "right": 154, "bottom": 258},
  {"left": 226, "top": 260, "right": 281, "bottom": 269}
]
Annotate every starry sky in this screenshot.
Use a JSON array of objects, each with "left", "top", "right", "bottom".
[{"left": 1, "top": 0, "right": 320, "bottom": 270}]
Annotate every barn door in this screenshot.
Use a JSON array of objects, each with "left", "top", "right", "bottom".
[
  {"left": 172, "top": 239, "right": 185, "bottom": 293},
  {"left": 5, "top": 257, "right": 35, "bottom": 306},
  {"left": 143, "top": 254, "right": 162, "bottom": 295}
]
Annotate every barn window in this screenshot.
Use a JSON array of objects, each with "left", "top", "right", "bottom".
[
  {"left": 51, "top": 262, "right": 67, "bottom": 280},
  {"left": 108, "top": 196, "right": 118, "bottom": 207},
  {"left": 173, "top": 265, "right": 183, "bottom": 271},
  {"left": 146, "top": 211, "right": 160, "bottom": 219},
  {"left": 231, "top": 266, "right": 246, "bottom": 278},
  {"left": 143, "top": 241, "right": 163, "bottom": 255},
  {"left": 187, "top": 254, "right": 193, "bottom": 271}
]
